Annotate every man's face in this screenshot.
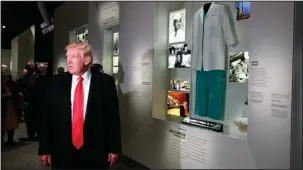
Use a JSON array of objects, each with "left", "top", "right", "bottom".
[
  {"left": 38, "top": 64, "right": 46, "bottom": 73},
  {"left": 1, "top": 66, "right": 7, "bottom": 73},
  {"left": 176, "top": 21, "right": 181, "bottom": 30},
  {"left": 66, "top": 48, "right": 86, "bottom": 75},
  {"left": 25, "top": 63, "right": 34, "bottom": 73},
  {"left": 23, "top": 69, "right": 28, "bottom": 75}
]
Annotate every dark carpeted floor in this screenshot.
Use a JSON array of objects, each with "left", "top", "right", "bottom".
[{"left": 1, "top": 123, "right": 131, "bottom": 169}]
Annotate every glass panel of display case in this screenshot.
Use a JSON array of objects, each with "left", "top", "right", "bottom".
[{"left": 152, "top": 1, "right": 250, "bottom": 140}]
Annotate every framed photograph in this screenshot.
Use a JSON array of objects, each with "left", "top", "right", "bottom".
[
  {"left": 170, "top": 80, "right": 190, "bottom": 91},
  {"left": 229, "top": 51, "right": 249, "bottom": 83},
  {"left": 167, "top": 91, "right": 190, "bottom": 117},
  {"left": 113, "top": 32, "right": 119, "bottom": 56},
  {"left": 168, "top": 43, "right": 191, "bottom": 68},
  {"left": 76, "top": 29, "right": 88, "bottom": 43},
  {"left": 169, "top": 9, "right": 186, "bottom": 44},
  {"left": 69, "top": 24, "right": 88, "bottom": 43},
  {"left": 236, "top": 2, "right": 251, "bottom": 21}
]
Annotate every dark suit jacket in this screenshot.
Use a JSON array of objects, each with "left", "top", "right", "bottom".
[{"left": 38, "top": 71, "right": 121, "bottom": 168}]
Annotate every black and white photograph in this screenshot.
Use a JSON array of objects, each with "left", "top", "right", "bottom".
[
  {"left": 168, "top": 43, "right": 191, "bottom": 68},
  {"left": 229, "top": 51, "right": 249, "bottom": 83},
  {"left": 113, "top": 32, "right": 119, "bottom": 56},
  {"left": 169, "top": 9, "right": 186, "bottom": 44},
  {"left": 76, "top": 29, "right": 88, "bottom": 43}
]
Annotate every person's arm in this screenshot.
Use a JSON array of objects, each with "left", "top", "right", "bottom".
[
  {"left": 15, "top": 76, "right": 25, "bottom": 97},
  {"left": 2, "top": 92, "right": 12, "bottom": 98},
  {"left": 106, "top": 76, "right": 122, "bottom": 165}
]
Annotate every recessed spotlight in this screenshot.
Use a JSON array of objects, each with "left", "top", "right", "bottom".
[{"left": 2, "top": 25, "right": 6, "bottom": 29}]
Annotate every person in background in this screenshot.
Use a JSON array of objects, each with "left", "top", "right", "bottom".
[
  {"left": 57, "top": 67, "right": 65, "bottom": 74},
  {"left": 33, "top": 63, "right": 50, "bottom": 137},
  {"left": 92, "top": 63, "right": 104, "bottom": 73},
  {"left": 39, "top": 42, "right": 121, "bottom": 169},
  {"left": 1, "top": 64, "right": 8, "bottom": 74},
  {"left": 22, "top": 69, "right": 28, "bottom": 75},
  {"left": 1, "top": 73, "right": 19, "bottom": 145},
  {"left": 36, "top": 63, "right": 47, "bottom": 76},
  {"left": 16, "top": 62, "right": 38, "bottom": 141},
  {"left": 15, "top": 68, "right": 29, "bottom": 122}
]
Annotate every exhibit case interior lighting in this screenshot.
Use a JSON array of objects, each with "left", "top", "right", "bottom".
[
  {"left": 153, "top": 1, "right": 255, "bottom": 140},
  {"left": 69, "top": 24, "right": 89, "bottom": 43}
]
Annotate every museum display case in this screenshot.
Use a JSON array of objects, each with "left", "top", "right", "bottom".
[
  {"left": 152, "top": 1, "right": 253, "bottom": 140},
  {"left": 69, "top": 24, "right": 88, "bottom": 43}
]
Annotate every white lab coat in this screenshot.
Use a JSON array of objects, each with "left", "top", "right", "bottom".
[{"left": 192, "top": 2, "right": 239, "bottom": 71}]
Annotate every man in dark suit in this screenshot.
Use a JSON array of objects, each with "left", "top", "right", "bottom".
[
  {"left": 16, "top": 62, "right": 39, "bottom": 140},
  {"left": 38, "top": 42, "right": 121, "bottom": 169},
  {"left": 92, "top": 63, "right": 104, "bottom": 73},
  {"left": 57, "top": 66, "right": 65, "bottom": 74}
]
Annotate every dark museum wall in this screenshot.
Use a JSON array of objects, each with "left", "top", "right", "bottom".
[
  {"left": 34, "top": 22, "right": 54, "bottom": 76},
  {"left": 34, "top": 3, "right": 55, "bottom": 76}
]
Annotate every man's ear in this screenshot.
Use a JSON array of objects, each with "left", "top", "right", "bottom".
[{"left": 84, "top": 57, "right": 90, "bottom": 66}]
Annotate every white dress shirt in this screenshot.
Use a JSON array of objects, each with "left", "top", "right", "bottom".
[{"left": 71, "top": 69, "right": 92, "bottom": 119}]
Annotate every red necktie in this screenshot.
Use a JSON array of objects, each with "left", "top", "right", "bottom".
[{"left": 72, "top": 76, "right": 84, "bottom": 149}]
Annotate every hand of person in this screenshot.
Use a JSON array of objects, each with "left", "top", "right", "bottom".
[
  {"left": 2, "top": 92, "right": 12, "bottom": 98},
  {"left": 108, "top": 153, "right": 119, "bottom": 166},
  {"left": 18, "top": 92, "right": 23, "bottom": 97},
  {"left": 40, "top": 155, "right": 51, "bottom": 167}
]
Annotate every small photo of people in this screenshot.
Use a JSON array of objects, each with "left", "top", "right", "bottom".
[
  {"left": 236, "top": 1, "right": 251, "bottom": 21},
  {"left": 167, "top": 91, "right": 190, "bottom": 117},
  {"left": 170, "top": 80, "right": 190, "bottom": 92},
  {"left": 229, "top": 51, "right": 249, "bottom": 83},
  {"left": 76, "top": 29, "right": 88, "bottom": 43},
  {"left": 168, "top": 43, "right": 191, "bottom": 68},
  {"left": 113, "top": 32, "right": 119, "bottom": 56}
]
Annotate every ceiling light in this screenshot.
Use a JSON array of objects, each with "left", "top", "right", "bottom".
[{"left": 2, "top": 25, "right": 5, "bottom": 29}]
